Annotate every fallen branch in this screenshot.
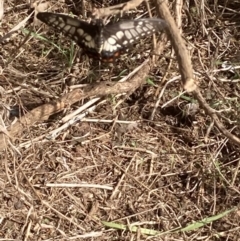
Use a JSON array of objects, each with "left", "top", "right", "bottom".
[{"left": 0, "top": 59, "right": 153, "bottom": 151}]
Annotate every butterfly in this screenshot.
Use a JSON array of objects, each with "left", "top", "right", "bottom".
[{"left": 36, "top": 12, "right": 167, "bottom": 62}]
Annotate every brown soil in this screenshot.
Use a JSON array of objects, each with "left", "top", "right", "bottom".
[{"left": 0, "top": 0, "right": 239, "bottom": 240}]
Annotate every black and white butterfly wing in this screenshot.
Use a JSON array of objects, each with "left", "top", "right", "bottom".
[
  {"left": 100, "top": 18, "right": 167, "bottom": 60},
  {"left": 36, "top": 12, "right": 101, "bottom": 56},
  {"left": 36, "top": 12, "right": 167, "bottom": 62}
]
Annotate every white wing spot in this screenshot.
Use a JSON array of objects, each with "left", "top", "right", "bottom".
[
  {"left": 124, "top": 30, "right": 132, "bottom": 39},
  {"left": 146, "top": 24, "right": 154, "bottom": 29},
  {"left": 102, "top": 42, "right": 108, "bottom": 52},
  {"left": 116, "top": 31, "right": 124, "bottom": 39},
  {"left": 67, "top": 18, "right": 81, "bottom": 27},
  {"left": 130, "top": 29, "right": 138, "bottom": 37},
  {"left": 59, "top": 23, "right": 66, "bottom": 29},
  {"left": 84, "top": 34, "right": 92, "bottom": 42},
  {"left": 123, "top": 40, "right": 128, "bottom": 45},
  {"left": 103, "top": 42, "right": 117, "bottom": 52},
  {"left": 85, "top": 40, "right": 95, "bottom": 48},
  {"left": 119, "top": 22, "right": 134, "bottom": 29},
  {"left": 143, "top": 27, "right": 149, "bottom": 32},
  {"left": 77, "top": 28, "right": 84, "bottom": 36},
  {"left": 49, "top": 18, "right": 56, "bottom": 24},
  {"left": 88, "top": 41, "right": 95, "bottom": 48},
  {"left": 110, "top": 45, "right": 118, "bottom": 52},
  {"left": 136, "top": 27, "right": 143, "bottom": 34},
  {"left": 108, "top": 37, "right": 116, "bottom": 45},
  {"left": 67, "top": 26, "right": 75, "bottom": 35},
  {"left": 137, "top": 21, "right": 143, "bottom": 25}
]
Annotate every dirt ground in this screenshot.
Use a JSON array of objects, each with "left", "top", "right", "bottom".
[{"left": 0, "top": 0, "right": 240, "bottom": 240}]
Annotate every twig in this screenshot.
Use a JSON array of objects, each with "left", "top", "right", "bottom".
[
  {"left": 193, "top": 88, "right": 240, "bottom": 145},
  {"left": 45, "top": 183, "right": 113, "bottom": 190},
  {"left": 155, "top": 0, "right": 196, "bottom": 91},
  {"left": 41, "top": 200, "right": 85, "bottom": 231},
  {"left": 46, "top": 105, "right": 97, "bottom": 140}
]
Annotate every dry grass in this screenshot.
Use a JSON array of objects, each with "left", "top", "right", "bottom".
[{"left": 0, "top": 0, "right": 240, "bottom": 240}]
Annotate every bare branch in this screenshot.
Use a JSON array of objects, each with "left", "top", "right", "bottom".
[{"left": 155, "top": 0, "right": 196, "bottom": 91}]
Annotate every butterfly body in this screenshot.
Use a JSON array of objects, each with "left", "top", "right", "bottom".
[{"left": 36, "top": 12, "right": 167, "bottom": 62}]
